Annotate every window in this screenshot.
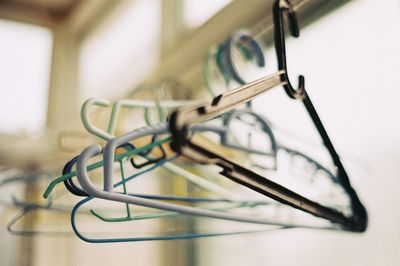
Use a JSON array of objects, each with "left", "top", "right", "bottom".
[
  {"left": 79, "top": 0, "right": 161, "bottom": 100},
  {"left": 0, "top": 19, "right": 52, "bottom": 135}
]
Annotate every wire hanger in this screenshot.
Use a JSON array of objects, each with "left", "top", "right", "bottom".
[
  {"left": 273, "top": 0, "right": 367, "bottom": 230},
  {"left": 43, "top": 107, "right": 340, "bottom": 234},
  {"left": 70, "top": 153, "right": 289, "bottom": 243},
  {"left": 67, "top": 128, "right": 321, "bottom": 243},
  {"left": 168, "top": 0, "right": 367, "bottom": 232},
  {"left": 80, "top": 96, "right": 280, "bottom": 197},
  {"left": 80, "top": 100, "right": 243, "bottom": 199},
  {"left": 79, "top": 97, "right": 246, "bottom": 228},
  {"left": 48, "top": 128, "right": 285, "bottom": 226},
  {"left": 73, "top": 122, "right": 340, "bottom": 230},
  {"left": 45, "top": 119, "right": 282, "bottom": 227},
  {"left": 62, "top": 142, "right": 246, "bottom": 223},
  {"left": 50, "top": 116, "right": 334, "bottom": 202},
  {"left": 6, "top": 196, "right": 76, "bottom": 236}
]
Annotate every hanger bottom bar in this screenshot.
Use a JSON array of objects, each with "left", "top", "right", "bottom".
[{"left": 186, "top": 141, "right": 359, "bottom": 231}]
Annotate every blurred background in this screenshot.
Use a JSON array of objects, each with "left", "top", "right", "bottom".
[{"left": 0, "top": 0, "right": 399, "bottom": 265}]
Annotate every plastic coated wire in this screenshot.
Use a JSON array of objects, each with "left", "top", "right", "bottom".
[
  {"left": 75, "top": 147, "right": 338, "bottom": 241},
  {"left": 46, "top": 112, "right": 339, "bottom": 201},
  {"left": 90, "top": 157, "right": 270, "bottom": 223},
  {"left": 55, "top": 145, "right": 273, "bottom": 224},
  {"left": 70, "top": 158, "right": 289, "bottom": 243},
  {"left": 89, "top": 159, "right": 132, "bottom": 222},
  {"left": 43, "top": 136, "right": 172, "bottom": 199}
]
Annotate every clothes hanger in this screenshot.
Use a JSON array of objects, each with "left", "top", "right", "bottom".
[
  {"left": 5, "top": 182, "right": 102, "bottom": 236},
  {"left": 170, "top": 74, "right": 360, "bottom": 230},
  {"left": 6, "top": 196, "right": 76, "bottom": 236},
  {"left": 0, "top": 168, "right": 91, "bottom": 236},
  {"left": 62, "top": 142, "right": 238, "bottom": 223},
  {"left": 82, "top": 96, "right": 248, "bottom": 200},
  {"left": 70, "top": 146, "right": 285, "bottom": 241},
  {"left": 272, "top": 0, "right": 367, "bottom": 230},
  {"left": 80, "top": 97, "right": 271, "bottom": 199},
  {"left": 7, "top": 191, "right": 269, "bottom": 238},
  {"left": 66, "top": 149, "right": 273, "bottom": 209},
  {"left": 168, "top": 0, "right": 367, "bottom": 232},
  {"left": 71, "top": 156, "right": 294, "bottom": 243},
  {"left": 58, "top": 115, "right": 330, "bottom": 202},
  {"left": 8, "top": 194, "right": 251, "bottom": 238},
  {"left": 74, "top": 123, "right": 339, "bottom": 229},
  {"left": 45, "top": 121, "right": 280, "bottom": 227},
  {"left": 80, "top": 114, "right": 279, "bottom": 198},
  {"left": 56, "top": 135, "right": 272, "bottom": 241},
  {"left": 43, "top": 136, "right": 173, "bottom": 198},
  {"left": 81, "top": 123, "right": 242, "bottom": 199},
  {"left": 50, "top": 132, "right": 268, "bottom": 214},
  {"left": 60, "top": 119, "right": 308, "bottom": 243}
]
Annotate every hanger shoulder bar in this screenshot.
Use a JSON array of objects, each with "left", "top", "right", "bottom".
[
  {"left": 169, "top": 71, "right": 285, "bottom": 152},
  {"left": 187, "top": 139, "right": 354, "bottom": 229}
]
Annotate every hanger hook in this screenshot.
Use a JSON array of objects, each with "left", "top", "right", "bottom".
[{"left": 273, "top": 0, "right": 305, "bottom": 99}]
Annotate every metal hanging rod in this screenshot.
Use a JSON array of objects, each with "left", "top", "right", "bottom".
[{"left": 128, "top": 0, "right": 352, "bottom": 98}]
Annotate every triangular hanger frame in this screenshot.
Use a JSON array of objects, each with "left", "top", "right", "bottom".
[{"left": 168, "top": 0, "right": 367, "bottom": 232}]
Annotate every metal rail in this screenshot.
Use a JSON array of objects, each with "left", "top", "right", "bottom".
[{"left": 129, "top": 0, "right": 352, "bottom": 99}]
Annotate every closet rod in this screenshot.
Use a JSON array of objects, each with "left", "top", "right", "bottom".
[{"left": 128, "top": 0, "right": 352, "bottom": 98}]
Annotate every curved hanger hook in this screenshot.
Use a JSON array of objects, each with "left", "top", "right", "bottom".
[
  {"left": 225, "top": 30, "right": 265, "bottom": 85},
  {"left": 81, "top": 98, "right": 114, "bottom": 140},
  {"left": 273, "top": 0, "right": 305, "bottom": 99},
  {"left": 76, "top": 145, "right": 106, "bottom": 195}
]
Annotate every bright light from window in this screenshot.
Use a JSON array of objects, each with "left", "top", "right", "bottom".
[
  {"left": 0, "top": 19, "right": 52, "bottom": 135},
  {"left": 80, "top": 0, "right": 161, "bottom": 100},
  {"left": 184, "top": 0, "right": 231, "bottom": 28}
]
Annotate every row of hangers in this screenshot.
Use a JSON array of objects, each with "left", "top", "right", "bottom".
[{"left": 0, "top": 0, "right": 367, "bottom": 242}]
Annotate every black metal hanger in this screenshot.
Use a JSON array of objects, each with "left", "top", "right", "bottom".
[
  {"left": 169, "top": 0, "right": 367, "bottom": 232},
  {"left": 273, "top": 0, "right": 367, "bottom": 231}
]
